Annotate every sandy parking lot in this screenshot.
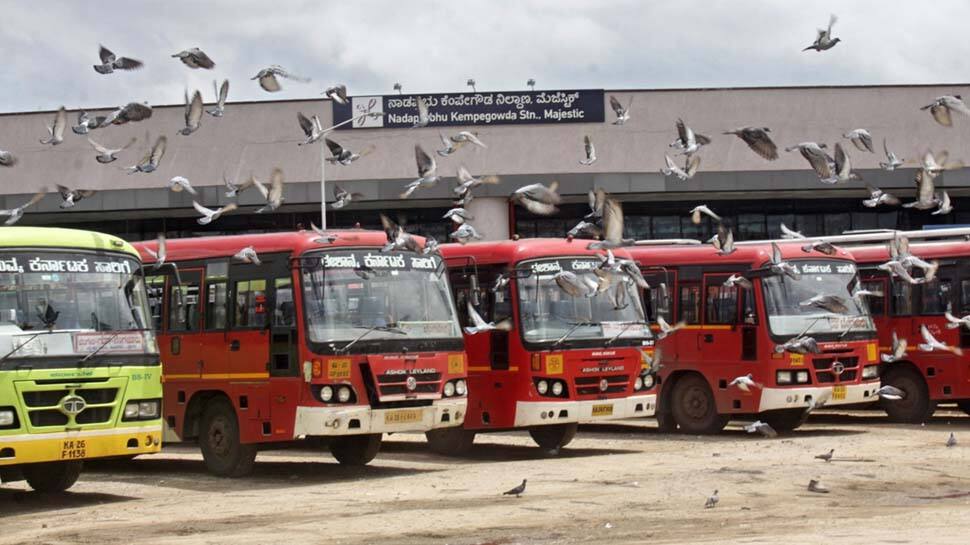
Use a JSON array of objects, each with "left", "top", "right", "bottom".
[{"left": 2, "top": 410, "right": 969, "bottom": 545}]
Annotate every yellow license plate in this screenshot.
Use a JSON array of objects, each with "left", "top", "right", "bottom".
[
  {"left": 384, "top": 409, "right": 423, "bottom": 424},
  {"left": 591, "top": 404, "right": 613, "bottom": 417},
  {"left": 448, "top": 354, "right": 465, "bottom": 374},
  {"left": 328, "top": 358, "right": 351, "bottom": 380},
  {"left": 546, "top": 354, "right": 564, "bottom": 375},
  {"left": 832, "top": 385, "right": 847, "bottom": 401},
  {"left": 61, "top": 439, "right": 87, "bottom": 460}
]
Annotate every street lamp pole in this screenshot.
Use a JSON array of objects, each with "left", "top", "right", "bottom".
[{"left": 318, "top": 111, "right": 384, "bottom": 229}]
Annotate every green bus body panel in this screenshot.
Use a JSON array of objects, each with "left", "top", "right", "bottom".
[{"left": 0, "top": 226, "right": 138, "bottom": 258}]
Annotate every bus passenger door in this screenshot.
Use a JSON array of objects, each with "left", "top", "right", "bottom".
[
  {"left": 267, "top": 266, "right": 301, "bottom": 440},
  {"left": 859, "top": 273, "right": 889, "bottom": 353},
  {"left": 164, "top": 269, "right": 204, "bottom": 379},
  {"left": 227, "top": 261, "right": 272, "bottom": 442}
]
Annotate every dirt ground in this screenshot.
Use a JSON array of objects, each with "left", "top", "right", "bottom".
[{"left": 2, "top": 410, "right": 969, "bottom": 545}]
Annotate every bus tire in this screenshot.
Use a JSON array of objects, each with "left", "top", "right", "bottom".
[
  {"left": 425, "top": 428, "right": 476, "bottom": 456},
  {"left": 670, "top": 374, "right": 728, "bottom": 434},
  {"left": 23, "top": 461, "right": 82, "bottom": 493},
  {"left": 331, "top": 434, "right": 382, "bottom": 466},
  {"left": 199, "top": 399, "right": 257, "bottom": 477},
  {"left": 881, "top": 367, "right": 936, "bottom": 423},
  {"left": 957, "top": 401, "right": 970, "bottom": 416},
  {"left": 529, "top": 423, "right": 578, "bottom": 451},
  {"left": 655, "top": 410, "right": 678, "bottom": 433},
  {"left": 763, "top": 409, "right": 807, "bottom": 432}
]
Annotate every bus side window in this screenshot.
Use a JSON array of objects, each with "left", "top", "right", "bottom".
[
  {"left": 205, "top": 261, "right": 229, "bottom": 330},
  {"left": 274, "top": 278, "right": 294, "bottom": 326},
  {"left": 919, "top": 278, "right": 951, "bottom": 315},
  {"left": 891, "top": 280, "right": 912, "bottom": 316},
  {"left": 145, "top": 275, "right": 166, "bottom": 331},
  {"left": 961, "top": 279, "right": 970, "bottom": 313},
  {"left": 705, "top": 277, "right": 738, "bottom": 325},
  {"left": 233, "top": 279, "right": 268, "bottom": 329},
  {"left": 679, "top": 284, "right": 701, "bottom": 324},
  {"left": 169, "top": 271, "right": 201, "bottom": 332},
  {"left": 860, "top": 279, "right": 885, "bottom": 316},
  {"left": 740, "top": 285, "right": 758, "bottom": 325}
]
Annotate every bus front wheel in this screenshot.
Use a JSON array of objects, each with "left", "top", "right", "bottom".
[
  {"left": 199, "top": 399, "right": 257, "bottom": 477},
  {"left": 529, "top": 423, "right": 578, "bottom": 451},
  {"left": 425, "top": 428, "right": 476, "bottom": 456},
  {"left": 881, "top": 367, "right": 936, "bottom": 423},
  {"left": 670, "top": 375, "right": 728, "bottom": 434},
  {"left": 330, "top": 434, "right": 382, "bottom": 465},
  {"left": 23, "top": 461, "right": 82, "bottom": 493}
]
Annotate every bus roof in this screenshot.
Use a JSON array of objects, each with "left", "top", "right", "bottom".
[
  {"left": 849, "top": 239, "right": 970, "bottom": 264},
  {"left": 439, "top": 238, "right": 637, "bottom": 266},
  {"left": 0, "top": 226, "right": 138, "bottom": 257},
  {"left": 133, "top": 229, "right": 397, "bottom": 263},
  {"left": 625, "top": 240, "right": 855, "bottom": 268}
]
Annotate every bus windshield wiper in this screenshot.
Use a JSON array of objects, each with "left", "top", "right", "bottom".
[
  {"left": 337, "top": 324, "right": 408, "bottom": 354},
  {"left": 0, "top": 331, "right": 56, "bottom": 364},
  {"left": 551, "top": 321, "right": 599, "bottom": 348},
  {"left": 604, "top": 321, "right": 650, "bottom": 347}
]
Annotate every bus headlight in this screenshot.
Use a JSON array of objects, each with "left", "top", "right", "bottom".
[
  {"left": 776, "top": 371, "right": 793, "bottom": 385},
  {"left": 455, "top": 380, "right": 467, "bottom": 396},
  {"left": 642, "top": 373, "right": 655, "bottom": 390},
  {"left": 862, "top": 365, "right": 880, "bottom": 380},
  {"left": 123, "top": 400, "right": 160, "bottom": 421},
  {"left": 795, "top": 371, "right": 810, "bottom": 384},
  {"left": 320, "top": 386, "right": 334, "bottom": 402},
  {"left": 537, "top": 380, "right": 549, "bottom": 395},
  {"left": 551, "top": 381, "right": 564, "bottom": 396},
  {"left": 337, "top": 386, "right": 352, "bottom": 403},
  {"left": 444, "top": 381, "right": 456, "bottom": 397},
  {"left": 634, "top": 376, "right": 644, "bottom": 391},
  {"left": 0, "top": 408, "right": 15, "bottom": 427}
]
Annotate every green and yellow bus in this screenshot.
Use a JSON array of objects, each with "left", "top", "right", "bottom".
[{"left": 0, "top": 227, "right": 162, "bottom": 492}]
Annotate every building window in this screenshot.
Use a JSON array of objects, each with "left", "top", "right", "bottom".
[
  {"left": 737, "top": 214, "right": 766, "bottom": 240},
  {"left": 823, "top": 213, "right": 850, "bottom": 236}
]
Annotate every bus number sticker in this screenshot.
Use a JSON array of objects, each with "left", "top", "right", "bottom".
[
  {"left": 61, "top": 439, "right": 86, "bottom": 460},
  {"left": 546, "top": 354, "right": 564, "bottom": 375},
  {"left": 448, "top": 354, "right": 465, "bottom": 374},
  {"left": 832, "top": 384, "right": 847, "bottom": 401},
  {"left": 328, "top": 358, "right": 352, "bottom": 380},
  {"left": 789, "top": 353, "right": 804, "bottom": 367}
]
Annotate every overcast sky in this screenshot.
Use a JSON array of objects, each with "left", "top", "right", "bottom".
[{"left": 3, "top": 0, "right": 967, "bottom": 113}]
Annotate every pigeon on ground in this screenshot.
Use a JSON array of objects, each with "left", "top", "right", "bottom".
[
  {"left": 0, "top": 189, "right": 47, "bottom": 225},
  {"left": 172, "top": 48, "right": 215, "bottom": 69},
  {"left": 88, "top": 137, "right": 136, "bottom": 164},
  {"left": 661, "top": 153, "right": 701, "bottom": 181},
  {"left": 802, "top": 14, "right": 840, "bottom": 52},
  {"left": 331, "top": 183, "right": 363, "bottom": 209},
  {"left": 465, "top": 302, "right": 512, "bottom": 335},
  {"left": 723, "top": 127, "right": 778, "bottom": 160},
  {"left": 206, "top": 79, "right": 229, "bottom": 117},
  {"left": 882, "top": 331, "right": 908, "bottom": 363},
  {"left": 93, "top": 45, "right": 143, "bottom": 73},
  {"left": 511, "top": 181, "right": 561, "bottom": 216},
  {"left": 323, "top": 84, "right": 348, "bottom": 104},
  {"left": 503, "top": 479, "right": 527, "bottom": 497},
  {"left": 670, "top": 118, "right": 711, "bottom": 156},
  {"left": 609, "top": 95, "right": 631, "bottom": 125},
  {"left": 168, "top": 176, "right": 198, "bottom": 195},
  {"left": 863, "top": 184, "right": 900, "bottom": 207},
  {"left": 99, "top": 102, "right": 153, "bottom": 127},
  {"left": 39, "top": 107, "right": 67, "bottom": 145},
  {"left": 843, "top": 129, "right": 874, "bottom": 153},
  {"left": 807, "top": 479, "right": 830, "bottom": 493},
  {"left": 729, "top": 374, "right": 761, "bottom": 392},
  {"left": 193, "top": 201, "right": 237, "bottom": 225},
  {"left": 743, "top": 421, "right": 777, "bottom": 438},
  {"left": 127, "top": 136, "right": 167, "bottom": 174},
  {"left": 401, "top": 145, "right": 441, "bottom": 198},
  {"left": 255, "top": 168, "right": 285, "bottom": 213},
  {"left": 55, "top": 185, "right": 95, "bottom": 209},
  {"left": 704, "top": 490, "right": 719, "bottom": 508},
  {"left": 0, "top": 150, "right": 17, "bottom": 167},
  {"left": 233, "top": 246, "right": 261, "bottom": 265},
  {"left": 690, "top": 205, "right": 721, "bottom": 225},
  {"left": 180, "top": 90, "right": 204, "bottom": 135},
  {"left": 252, "top": 65, "right": 310, "bottom": 92},
  {"left": 450, "top": 224, "right": 483, "bottom": 244},
  {"left": 946, "top": 432, "right": 957, "bottom": 448},
  {"left": 297, "top": 112, "right": 324, "bottom": 146},
  {"left": 879, "top": 139, "right": 904, "bottom": 170},
  {"left": 580, "top": 135, "right": 597, "bottom": 165},
  {"left": 815, "top": 449, "right": 834, "bottom": 462},
  {"left": 921, "top": 95, "right": 970, "bottom": 127},
  {"left": 874, "top": 384, "right": 905, "bottom": 400}
]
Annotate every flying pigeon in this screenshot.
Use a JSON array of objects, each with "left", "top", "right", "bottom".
[
  {"left": 323, "top": 84, "right": 348, "bottom": 104},
  {"left": 802, "top": 241, "right": 837, "bottom": 256},
  {"left": 454, "top": 166, "right": 498, "bottom": 197},
  {"left": 918, "top": 324, "right": 963, "bottom": 356},
  {"left": 843, "top": 129, "right": 874, "bottom": 153},
  {"left": 380, "top": 213, "right": 422, "bottom": 253},
  {"left": 800, "top": 294, "right": 849, "bottom": 314},
  {"left": 729, "top": 374, "right": 761, "bottom": 392},
  {"left": 0, "top": 150, "right": 17, "bottom": 167},
  {"left": 412, "top": 97, "right": 430, "bottom": 128},
  {"left": 743, "top": 421, "right": 777, "bottom": 438},
  {"left": 255, "top": 168, "right": 285, "bottom": 213},
  {"left": 670, "top": 118, "right": 711, "bottom": 156},
  {"left": 252, "top": 65, "right": 310, "bottom": 92},
  {"left": 769, "top": 242, "right": 801, "bottom": 279},
  {"left": 443, "top": 207, "right": 474, "bottom": 225},
  {"left": 297, "top": 112, "right": 325, "bottom": 146},
  {"left": 0, "top": 189, "right": 47, "bottom": 225},
  {"left": 862, "top": 184, "right": 900, "bottom": 207},
  {"left": 944, "top": 309, "right": 970, "bottom": 330},
  {"left": 661, "top": 153, "right": 700, "bottom": 181},
  {"left": 587, "top": 197, "right": 634, "bottom": 250},
  {"left": 206, "top": 79, "right": 230, "bottom": 117},
  {"left": 71, "top": 111, "right": 104, "bottom": 135},
  {"left": 55, "top": 185, "right": 95, "bottom": 209},
  {"left": 126, "top": 135, "right": 167, "bottom": 174},
  {"left": 921, "top": 95, "right": 970, "bottom": 127},
  {"left": 932, "top": 191, "right": 953, "bottom": 216},
  {"left": 656, "top": 316, "right": 686, "bottom": 339},
  {"left": 690, "top": 205, "right": 721, "bottom": 225},
  {"left": 786, "top": 142, "right": 833, "bottom": 180},
  {"left": 875, "top": 384, "right": 905, "bottom": 400},
  {"left": 710, "top": 223, "right": 736, "bottom": 256},
  {"left": 511, "top": 181, "right": 561, "bottom": 216},
  {"left": 820, "top": 142, "right": 859, "bottom": 184},
  {"left": 780, "top": 223, "right": 805, "bottom": 239},
  {"left": 436, "top": 132, "right": 463, "bottom": 156},
  {"left": 143, "top": 234, "right": 167, "bottom": 268},
  {"left": 168, "top": 176, "right": 198, "bottom": 195},
  {"left": 723, "top": 127, "right": 778, "bottom": 160},
  {"left": 180, "top": 90, "right": 204, "bottom": 136},
  {"left": 39, "top": 107, "right": 67, "bottom": 145},
  {"left": 464, "top": 302, "right": 512, "bottom": 335},
  {"left": 233, "top": 246, "right": 261, "bottom": 265},
  {"left": 401, "top": 145, "right": 441, "bottom": 198},
  {"left": 879, "top": 139, "right": 904, "bottom": 170},
  {"left": 331, "top": 183, "right": 363, "bottom": 209},
  {"left": 450, "top": 223, "right": 483, "bottom": 244},
  {"left": 93, "top": 45, "right": 143, "bottom": 74},
  {"left": 325, "top": 138, "right": 371, "bottom": 165},
  {"left": 503, "top": 479, "right": 527, "bottom": 497},
  {"left": 193, "top": 201, "right": 237, "bottom": 225},
  {"left": 87, "top": 137, "right": 135, "bottom": 164},
  {"left": 554, "top": 271, "right": 598, "bottom": 298},
  {"left": 451, "top": 131, "right": 487, "bottom": 149},
  {"left": 579, "top": 135, "right": 597, "bottom": 165},
  {"left": 774, "top": 335, "right": 820, "bottom": 354},
  {"left": 172, "top": 48, "right": 215, "bottom": 69},
  {"left": 802, "top": 14, "right": 840, "bottom": 52},
  {"left": 609, "top": 95, "right": 631, "bottom": 125},
  {"left": 723, "top": 274, "right": 752, "bottom": 290},
  {"left": 882, "top": 331, "right": 908, "bottom": 363},
  {"left": 99, "top": 102, "right": 152, "bottom": 127}
]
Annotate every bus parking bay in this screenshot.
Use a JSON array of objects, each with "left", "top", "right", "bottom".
[{"left": 2, "top": 410, "right": 969, "bottom": 545}]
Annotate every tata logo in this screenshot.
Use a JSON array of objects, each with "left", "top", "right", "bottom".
[
  {"left": 831, "top": 361, "right": 846, "bottom": 376},
  {"left": 59, "top": 395, "right": 86, "bottom": 416}
]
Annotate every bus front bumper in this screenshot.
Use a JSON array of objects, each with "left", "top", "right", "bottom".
[
  {"left": 0, "top": 424, "right": 162, "bottom": 467},
  {"left": 293, "top": 398, "right": 467, "bottom": 437},
  {"left": 513, "top": 393, "right": 657, "bottom": 427},
  {"left": 757, "top": 381, "right": 880, "bottom": 412}
]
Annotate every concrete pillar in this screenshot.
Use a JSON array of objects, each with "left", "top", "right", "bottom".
[{"left": 466, "top": 197, "right": 509, "bottom": 241}]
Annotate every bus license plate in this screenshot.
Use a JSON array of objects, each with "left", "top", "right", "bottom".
[
  {"left": 832, "top": 385, "right": 847, "bottom": 401},
  {"left": 384, "top": 409, "right": 423, "bottom": 425},
  {"left": 61, "top": 439, "right": 87, "bottom": 460},
  {"left": 591, "top": 404, "right": 614, "bottom": 417}
]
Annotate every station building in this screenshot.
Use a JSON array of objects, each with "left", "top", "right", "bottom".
[{"left": 1, "top": 83, "right": 969, "bottom": 243}]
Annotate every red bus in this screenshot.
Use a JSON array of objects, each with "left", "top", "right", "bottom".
[
  {"left": 431, "top": 238, "right": 657, "bottom": 453},
  {"left": 134, "top": 229, "right": 467, "bottom": 476},
  {"left": 805, "top": 227, "right": 970, "bottom": 422},
  {"left": 625, "top": 240, "right": 882, "bottom": 433}
]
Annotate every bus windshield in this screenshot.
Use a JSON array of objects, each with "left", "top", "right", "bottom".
[
  {"left": 301, "top": 250, "right": 461, "bottom": 343},
  {"left": 516, "top": 258, "right": 651, "bottom": 345},
  {"left": 761, "top": 260, "right": 874, "bottom": 339},
  {"left": 0, "top": 251, "right": 157, "bottom": 361}
]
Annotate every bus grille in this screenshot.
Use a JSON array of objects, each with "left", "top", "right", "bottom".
[
  {"left": 19, "top": 385, "right": 121, "bottom": 428},
  {"left": 574, "top": 375, "right": 628, "bottom": 395},
  {"left": 812, "top": 357, "right": 859, "bottom": 384}
]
